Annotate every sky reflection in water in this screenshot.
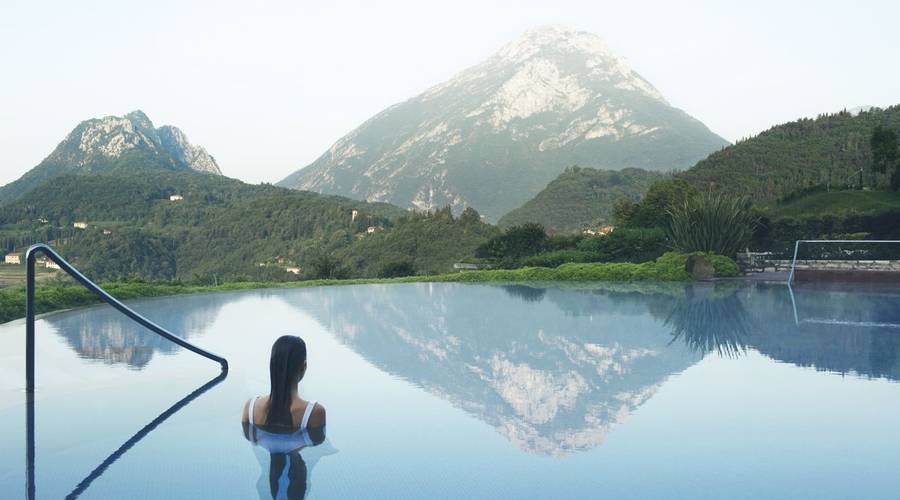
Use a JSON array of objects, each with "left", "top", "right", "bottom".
[{"left": 0, "top": 282, "right": 899, "bottom": 499}]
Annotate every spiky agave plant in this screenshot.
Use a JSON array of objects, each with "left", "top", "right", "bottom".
[{"left": 665, "top": 192, "right": 758, "bottom": 257}]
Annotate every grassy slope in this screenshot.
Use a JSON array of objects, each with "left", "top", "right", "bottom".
[
  {"left": 497, "top": 167, "right": 664, "bottom": 232},
  {"left": 771, "top": 190, "right": 900, "bottom": 218},
  {"left": 0, "top": 264, "right": 58, "bottom": 288},
  {"left": 0, "top": 252, "right": 737, "bottom": 324}
]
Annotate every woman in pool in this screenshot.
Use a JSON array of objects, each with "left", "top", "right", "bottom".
[{"left": 243, "top": 335, "right": 326, "bottom": 499}]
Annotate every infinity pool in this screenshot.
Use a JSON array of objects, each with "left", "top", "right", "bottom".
[{"left": 1, "top": 282, "right": 899, "bottom": 499}]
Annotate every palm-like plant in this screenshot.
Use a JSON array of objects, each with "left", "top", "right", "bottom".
[{"left": 665, "top": 192, "right": 759, "bottom": 257}]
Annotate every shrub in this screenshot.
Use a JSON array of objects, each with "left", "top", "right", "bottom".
[
  {"left": 379, "top": 260, "right": 416, "bottom": 278},
  {"left": 521, "top": 250, "right": 593, "bottom": 267},
  {"left": 666, "top": 193, "right": 759, "bottom": 257},
  {"left": 576, "top": 227, "right": 667, "bottom": 263},
  {"left": 704, "top": 253, "right": 740, "bottom": 277}
]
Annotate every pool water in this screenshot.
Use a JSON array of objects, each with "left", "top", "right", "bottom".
[{"left": 1, "top": 282, "right": 899, "bottom": 499}]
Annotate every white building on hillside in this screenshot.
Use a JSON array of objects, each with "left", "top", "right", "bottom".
[
  {"left": 4, "top": 254, "right": 20, "bottom": 265},
  {"left": 73, "top": 222, "right": 88, "bottom": 229},
  {"left": 170, "top": 194, "right": 184, "bottom": 201},
  {"left": 45, "top": 260, "right": 61, "bottom": 270}
]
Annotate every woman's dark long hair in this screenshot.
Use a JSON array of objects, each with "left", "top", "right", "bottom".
[{"left": 266, "top": 335, "right": 307, "bottom": 428}]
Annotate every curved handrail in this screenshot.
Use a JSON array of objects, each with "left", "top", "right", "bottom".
[
  {"left": 64, "top": 371, "right": 227, "bottom": 499},
  {"left": 24, "top": 243, "right": 228, "bottom": 393}
]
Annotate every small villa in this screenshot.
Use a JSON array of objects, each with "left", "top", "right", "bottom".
[
  {"left": 103, "top": 229, "right": 113, "bottom": 235},
  {"left": 284, "top": 266, "right": 301, "bottom": 275},
  {"left": 4, "top": 253, "right": 20, "bottom": 265},
  {"left": 169, "top": 194, "right": 184, "bottom": 201},
  {"left": 583, "top": 225, "right": 615, "bottom": 236},
  {"left": 73, "top": 222, "right": 88, "bottom": 229},
  {"left": 45, "top": 260, "right": 61, "bottom": 270}
]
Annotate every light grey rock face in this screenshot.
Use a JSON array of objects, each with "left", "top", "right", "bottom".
[
  {"left": 0, "top": 110, "right": 222, "bottom": 203},
  {"left": 44, "top": 110, "right": 220, "bottom": 174},
  {"left": 44, "top": 110, "right": 222, "bottom": 175},
  {"left": 157, "top": 125, "right": 222, "bottom": 175},
  {"left": 279, "top": 25, "right": 728, "bottom": 221},
  {"left": 48, "top": 110, "right": 165, "bottom": 167}
]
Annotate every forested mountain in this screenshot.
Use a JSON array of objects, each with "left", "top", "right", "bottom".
[
  {"left": 0, "top": 110, "right": 221, "bottom": 204},
  {"left": 0, "top": 172, "right": 496, "bottom": 281},
  {"left": 680, "top": 105, "right": 900, "bottom": 203},
  {"left": 279, "top": 25, "right": 727, "bottom": 221},
  {"left": 498, "top": 166, "right": 663, "bottom": 232}
]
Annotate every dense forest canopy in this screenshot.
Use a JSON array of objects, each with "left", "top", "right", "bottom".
[
  {"left": 680, "top": 106, "right": 900, "bottom": 203},
  {"left": 497, "top": 167, "right": 664, "bottom": 232},
  {"left": 0, "top": 172, "right": 497, "bottom": 282}
]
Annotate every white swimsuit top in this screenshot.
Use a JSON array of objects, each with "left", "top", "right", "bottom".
[{"left": 248, "top": 396, "right": 318, "bottom": 454}]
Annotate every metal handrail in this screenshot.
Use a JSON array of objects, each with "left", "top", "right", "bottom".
[
  {"left": 25, "top": 371, "right": 227, "bottom": 499},
  {"left": 24, "top": 243, "right": 228, "bottom": 393},
  {"left": 65, "top": 371, "right": 227, "bottom": 499}
]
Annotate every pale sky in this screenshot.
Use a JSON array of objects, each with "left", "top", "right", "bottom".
[{"left": 1, "top": 0, "right": 898, "bottom": 186}]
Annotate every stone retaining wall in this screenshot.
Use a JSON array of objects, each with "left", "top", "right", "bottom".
[{"left": 736, "top": 252, "right": 900, "bottom": 275}]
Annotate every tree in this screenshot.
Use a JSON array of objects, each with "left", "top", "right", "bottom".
[
  {"left": 871, "top": 125, "right": 899, "bottom": 190},
  {"left": 621, "top": 179, "right": 699, "bottom": 228},
  {"left": 476, "top": 223, "right": 547, "bottom": 263},
  {"left": 612, "top": 198, "right": 637, "bottom": 226},
  {"left": 308, "top": 254, "right": 348, "bottom": 280},
  {"left": 458, "top": 206, "right": 482, "bottom": 225}
]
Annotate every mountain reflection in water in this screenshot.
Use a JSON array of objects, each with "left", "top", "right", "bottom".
[
  {"left": 280, "top": 282, "right": 900, "bottom": 455},
  {"left": 44, "top": 282, "right": 900, "bottom": 457},
  {"left": 45, "top": 294, "right": 225, "bottom": 368}
]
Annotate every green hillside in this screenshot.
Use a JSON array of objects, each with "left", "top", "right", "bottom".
[
  {"left": 0, "top": 172, "right": 497, "bottom": 282},
  {"left": 497, "top": 167, "right": 664, "bottom": 232},
  {"left": 771, "top": 189, "right": 900, "bottom": 218},
  {"left": 680, "top": 106, "right": 900, "bottom": 203}
]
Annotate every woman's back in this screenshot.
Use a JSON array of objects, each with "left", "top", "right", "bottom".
[
  {"left": 244, "top": 395, "right": 326, "bottom": 455},
  {"left": 244, "top": 395, "right": 326, "bottom": 432}
]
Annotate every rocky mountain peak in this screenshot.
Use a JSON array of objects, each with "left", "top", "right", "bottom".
[
  {"left": 158, "top": 125, "right": 222, "bottom": 175},
  {"left": 279, "top": 26, "right": 727, "bottom": 220},
  {"left": 496, "top": 25, "right": 610, "bottom": 63},
  {"left": 0, "top": 110, "right": 222, "bottom": 204},
  {"left": 51, "top": 110, "right": 221, "bottom": 174}
]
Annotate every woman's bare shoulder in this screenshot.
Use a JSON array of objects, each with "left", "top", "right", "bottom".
[
  {"left": 308, "top": 402, "right": 326, "bottom": 428},
  {"left": 241, "top": 399, "right": 251, "bottom": 423}
]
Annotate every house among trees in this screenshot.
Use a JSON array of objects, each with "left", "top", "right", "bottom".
[
  {"left": 45, "top": 260, "right": 61, "bottom": 270},
  {"left": 73, "top": 221, "right": 88, "bottom": 229},
  {"left": 367, "top": 226, "right": 381, "bottom": 234},
  {"left": 284, "top": 266, "right": 301, "bottom": 275},
  {"left": 103, "top": 229, "right": 113, "bottom": 235},
  {"left": 4, "top": 253, "right": 21, "bottom": 265},
  {"left": 169, "top": 194, "right": 184, "bottom": 201},
  {"left": 351, "top": 209, "right": 359, "bottom": 222},
  {"left": 583, "top": 225, "right": 615, "bottom": 236}
]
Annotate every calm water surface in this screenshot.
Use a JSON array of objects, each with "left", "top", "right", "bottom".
[{"left": 1, "top": 282, "right": 899, "bottom": 499}]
